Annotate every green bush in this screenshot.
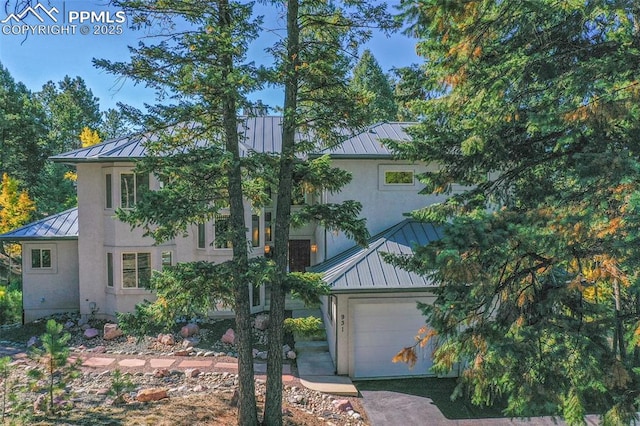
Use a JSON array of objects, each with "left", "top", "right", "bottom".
[
  {"left": 283, "top": 316, "right": 324, "bottom": 338},
  {"left": 0, "top": 282, "right": 22, "bottom": 325}
]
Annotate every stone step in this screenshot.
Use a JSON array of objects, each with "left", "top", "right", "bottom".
[{"left": 295, "top": 340, "right": 329, "bottom": 353}]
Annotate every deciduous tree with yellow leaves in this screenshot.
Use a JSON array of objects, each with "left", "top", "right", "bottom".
[{"left": 387, "top": 1, "right": 640, "bottom": 424}]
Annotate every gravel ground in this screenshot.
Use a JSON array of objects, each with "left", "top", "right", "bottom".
[{"left": 0, "top": 314, "right": 367, "bottom": 425}]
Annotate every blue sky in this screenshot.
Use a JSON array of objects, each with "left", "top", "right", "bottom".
[{"left": 0, "top": 0, "right": 422, "bottom": 112}]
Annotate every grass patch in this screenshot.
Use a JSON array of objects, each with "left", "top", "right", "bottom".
[{"left": 355, "top": 378, "right": 507, "bottom": 420}]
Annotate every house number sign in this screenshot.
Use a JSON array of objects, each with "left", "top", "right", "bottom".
[{"left": 341, "top": 314, "right": 345, "bottom": 332}]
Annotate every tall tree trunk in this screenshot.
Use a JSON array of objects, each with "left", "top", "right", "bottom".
[
  {"left": 264, "top": 1, "right": 299, "bottom": 424},
  {"left": 219, "top": 1, "right": 258, "bottom": 424}
]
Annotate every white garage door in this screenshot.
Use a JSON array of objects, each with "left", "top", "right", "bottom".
[{"left": 350, "top": 300, "right": 435, "bottom": 378}]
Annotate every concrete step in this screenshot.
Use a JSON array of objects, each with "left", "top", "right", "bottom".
[{"left": 295, "top": 340, "right": 329, "bottom": 353}]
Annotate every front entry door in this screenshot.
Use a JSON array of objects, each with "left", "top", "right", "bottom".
[{"left": 288, "top": 239, "right": 311, "bottom": 272}]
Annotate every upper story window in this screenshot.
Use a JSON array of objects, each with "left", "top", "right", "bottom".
[
  {"left": 120, "top": 173, "right": 149, "bottom": 209},
  {"left": 122, "top": 252, "right": 151, "bottom": 288},
  {"left": 379, "top": 165, "right": 417, "bottom": 190},
  {"left": 31, "top": 248, "right": 51, "bottom": 269},
  {"left": 105, "top": 174, "right": 113, "bottom": 209},
  {"left": 214, "top": 214, "right": 232, "bottom": 249},
  {"left": 197, "top": 223, "right": 206, "bottom": 249},
  {"left": 384, "top": 171, "right": 414, "bottom": 185}
]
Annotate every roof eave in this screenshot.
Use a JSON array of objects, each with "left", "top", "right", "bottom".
[
  {"left": 0, "top": 236, "right": 78, "bottom": 242},
  {"left": 330, "top": 286, "right": 436, "bottom": 294}
]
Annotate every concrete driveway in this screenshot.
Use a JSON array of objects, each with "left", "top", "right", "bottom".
[{"left": 357, "top": 379, "right": 601, "bottom": 426}]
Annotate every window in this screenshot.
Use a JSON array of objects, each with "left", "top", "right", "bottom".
[
  {"left": 120, "top": 173, "right": 149, "bottom": 208},
  {"left": 122, "top": 253, "right": 151, "bottom": 288},
  {"left": 292, "top": 185, "right": 306, "bottom": 205},
  {"left": 214, "top": 214, "right": 231, "bottom": 249},
  {"left": 106, "top": 253, "right": 114, "bottom": 287},
  {"left": 161, "top": 251, "right": 172, "bottom": 268},
  {"left": 105, "top": 174, "right": 112, "bottom": 209},
  {"left": 251, "top": 215, "right": 260, "bottom": 247},
  {"left": 264, "top": 212, "right": 273, "bottom": 243},
  {"left": 31, "top": 249, "right": 51, "bottom": 269},
  {"left": 328, "top": 295, "right": 337, "bottom": 325},
  {"left": 252, "top": 285, "right": 261, "bottom": 307},
  {"left": 197, "top": 223, "right": 206, "bottom": 249},
  {"left": 384, "top": 170, "right": 414, "bottom": 185}
]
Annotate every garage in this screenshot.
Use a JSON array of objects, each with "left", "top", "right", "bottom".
[{"left": 349, "top": 299, "right": 435, "bottom": 379}]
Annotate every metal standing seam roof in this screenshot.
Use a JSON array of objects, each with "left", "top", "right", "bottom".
[
  {"left": 308, "top": 219, "right": 441, "bottom": 293},
  {"left": 50, "top": 117, "right": 415, "bottom": 163},
  {"left": 317, "top": 122, "right": 415, "bottom": 158},
  {"left": 0, "top": 208, "right": 78, "bottom": 241}
]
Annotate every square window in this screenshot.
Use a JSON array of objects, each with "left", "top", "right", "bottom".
[
  {"left": 31, "top": 248, "right": 52, "bottom": 269},
  {"left": 120, "top": 173, "right": 148, "bottom": 208},
  {"left": 161, "top": 251, "right": 172, "bottom": 268},
  {"left": 121, "top": 252, "right": 151, "bottom": 289}
]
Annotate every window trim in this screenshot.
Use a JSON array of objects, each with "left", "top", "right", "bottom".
[{"left": 379, "top": 164, "right": 417, "bottom": 191}]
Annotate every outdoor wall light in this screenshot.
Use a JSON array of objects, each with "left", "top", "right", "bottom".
[
  {"left": 264, "top": 245, "right": 271, "bottom": 254},
  {"left": 311, "top": 243, "right": 318, "bottom": 253}
]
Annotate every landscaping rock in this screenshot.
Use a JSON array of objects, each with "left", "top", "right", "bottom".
[
  {"left": 286, "top": 350, "right": 297, "bottom": 360},
  {"left": 103, "top": 323, "right": 123, "bottom": 340},
  {"left": 153, "top": 369, "right": 170, "bottom": 378},
  {"left": 157, "top": 333, "right": 175, "bottom": 346},
  {"left": 221, "top": 328, "right": 236, "bottom": 344},
  {"left": 136, "top": 388, "right": 168, "bottom": 402},
  {"left": 182, "top": 337, "right": 200, "bottom": 348},
  {"left": 184, "top": 368, "right": 201, "bottom": 378},
  {"left": 84, "top": 328, "right": 99, "bottom": 339},
  {"left": 254, "top": 313, "right": 269, "bottom": 331},
  {"left": 180, "top": 323, "right": 199, "bottom": 338},
  {"left": 333, "top": 399, "right": 353, "bottom": 412},
  {"left": 26, "top": 336, "right": 41, "bottom": 348}
]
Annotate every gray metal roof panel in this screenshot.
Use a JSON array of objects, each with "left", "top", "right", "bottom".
[
  {"left": 0, "top": 208, "right": 78, "bottom": 240},
  {"left": 50, "top": 118, "right": 415, "bottom": 163},
  {"left": 309, "top": 219, "right": 441, "bottom": 292},
  {"left": 319, "top": 122, "right": 415, "bottom": 158}
]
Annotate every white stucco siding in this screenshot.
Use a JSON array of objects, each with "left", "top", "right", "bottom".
[
  {"left": 22, "top": 240, "right": 79, "bottom": 322},
  {"left": 323, "top": 160, "right": 445, "bottom": 259},
  {"left": 77, "top": 163, "right": 107, "bottom": 318}
]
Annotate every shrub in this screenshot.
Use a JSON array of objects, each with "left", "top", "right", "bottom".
[
  {"left": 0, "top": 282, "right": 22, "bottom": 325},
  {"left": 283, "top": 316, "right": 324, "bottom": 338}
]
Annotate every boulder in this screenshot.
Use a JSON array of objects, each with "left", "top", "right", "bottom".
[
  {"left": 136, "top": 388, "right": 168, "bottom": 402},
  {"left": 253, "top": 314, "right": 270, "bottom": 331},
  {"left": 174, "top": 349, "right": 190, "bottom": 356},
  {"left": 103, "top": 323, "right": 123, "bottom": 340},
  {"left": 84, "top": 328, "right": 99, "bottom": 339},
  {"left": 333, "top": 399, "right": 353, "bottom": 412},
  {"left": 158, "top": 333, "right": 175, "bottom": 346},
  {"left": 153, "top": 369, "right": 170, "bottom": 378},
  {"left": 221, "top": 328, "right": 236, "bottom": 345},
  {"left": 286, "top": 350, "right": 297, "bottom": 360},
  {"left": 182, "top": 337, "right": 200, "bottom": 348},
  {"left": 184, "top": 368, "right": 201, "bottom": 378},
  {"left": 180, "top": 323, "right": 199, "bottom": 338}
]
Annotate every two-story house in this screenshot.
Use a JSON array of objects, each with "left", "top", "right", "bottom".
[{"left": 1, "top": 116, "right": 453, "bottom": 378}]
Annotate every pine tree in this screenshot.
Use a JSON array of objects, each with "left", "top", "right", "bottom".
[
  {"left": 349, "top": 49, "right": 397, "bottom": 123},
  {"left": 388, "top": 1, "right": 640, "bottom": 423}
]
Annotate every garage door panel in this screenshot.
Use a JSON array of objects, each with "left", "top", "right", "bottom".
[{"left": 351, "top": 300, "right": 435, "bottom": 378}]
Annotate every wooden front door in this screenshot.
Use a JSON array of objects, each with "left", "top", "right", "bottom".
[{"left": 288, "top": 240, "right": 311, "bottom": 272}]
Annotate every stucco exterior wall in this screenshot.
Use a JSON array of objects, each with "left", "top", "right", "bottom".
[
  {"left": 321, "top": 159, "right": 446, "bottom": 259},
  {"left": 22, "top": 240, "right": 79, "bottom": 322}
]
